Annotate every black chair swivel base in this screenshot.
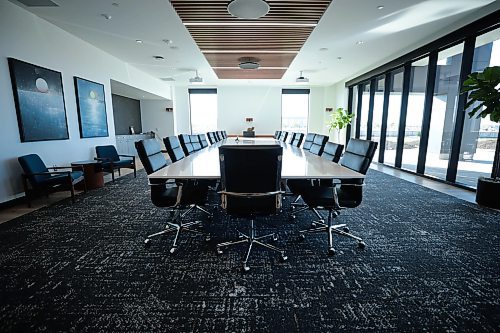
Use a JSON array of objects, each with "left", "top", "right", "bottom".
[
  {"left": 216, "top": 219, "right": 287, "bottom": 272},
  {"left": 144, "top": 205, "right": 211, "bottom": 254},
  {"left": 298, "top": 209, "right": 366, "bottom": 255}
]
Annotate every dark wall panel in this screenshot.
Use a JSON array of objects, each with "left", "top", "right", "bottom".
[{"left": 112, "top": 94, "right": 142, "bottom": 135}]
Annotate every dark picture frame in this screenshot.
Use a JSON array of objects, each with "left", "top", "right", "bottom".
[
  {"left": 8, "top": 58, "right": 69, "bottom": 142},
  {"left": 74, "top": 77, "right": 109, "bottom": 138}
]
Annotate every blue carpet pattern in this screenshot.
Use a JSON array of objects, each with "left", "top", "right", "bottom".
[{"left": 0, "top": 170, "right": 498, "bottom": 332}]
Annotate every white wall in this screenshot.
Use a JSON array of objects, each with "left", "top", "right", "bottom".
[
  {"left": 218, "top": 86, "right": 282, "bottom": 135},
  {"left": 0, "top": 2, "right": 172, "bottom": 203},
  {"left": 140, "top": 100, "right": 175, "bottom": 147},
  {"left": 173, "top": 86, "right": 191, "bottom": 134}
]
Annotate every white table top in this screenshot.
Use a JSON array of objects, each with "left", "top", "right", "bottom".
[{"left": 149, "top": 138, "right": 365, "bottom": 180}]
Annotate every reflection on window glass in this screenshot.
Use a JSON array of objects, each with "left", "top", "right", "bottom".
[
  {"left": 384, "top": 68, "right": 404, "bottom": 166},
  {"left": 351, "top": 85, "right": 358, "bottom": 138},
  {"left": 372, "top": 76, "right": 384, "bottom": 159},
  {"left": 424, "top": 43, "right": 464, "bottom": 180},
  {"left": 189, "top": 91, "right": 218, "bottom": 134},
  {"left": 359, "top": 84, "right": 370, "bottom": 139},
  {"left": 457, "top": 28, "right": 500, "bottom": 187},
  {"left": 281, "top": 92, "right": 309, "bottom": 133},
  {"left": 401, "top": 58, "right": 429, "bottom": 172}
]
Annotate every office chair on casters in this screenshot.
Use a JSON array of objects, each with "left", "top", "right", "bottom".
[
  {"left": 164, "top": 136, "right": 186, "bottom": 163},
  {"left": 291, "top": 133, "right": 304, "bottom": 147},
  {"left": 135, "top": 139, "right": 211, "bottom": 254},
  {"left": 216, "top": 145, "right": 287, "bottom": 272},
  {"left": 302, "top": 133, "right": 316, "bottom": 150},
  {"left": 297, "top": 139, "right": 378, "bottom": 255}
]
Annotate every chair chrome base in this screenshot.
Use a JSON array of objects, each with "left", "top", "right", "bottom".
[
  {"left": 298, "top": 209, "right": 366, "bottom": 255},
  {"left": 290, "top": 205, "right": 325, "bottom": 224},
  {"left": 216, "top": 219, "right": 287, "bottom": 271},
  {"left": 145, "top": 204, "right": 211, "bottom": 254}
]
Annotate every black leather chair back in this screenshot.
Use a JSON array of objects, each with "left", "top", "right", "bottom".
[
  {"left": 198, "top": 134, "right": 209, "bottom": 148},
  {"left": 219, "top": 145, "right": 283, "bottom": 216},
  {"left": 280, "top": 131, "right": 288, "bottom": 142},
  {"left": 309, "top": 134, "right": 329, "bottom": 156},
  {"left": 302, "top": 133, "right": 316, "bottom": 150},
  {"left": 207, "top": 132, "right": 216, "bottom": 144},
  {"left": 214, "top": 131, "right": 221, "bottom": 141},
  {"left": 340, "top": 139, "right": 378, "bottom": 175},
  {"left": 178, "top": 134, "right": 195, "bottom": 156},
  {"left": 190, "top": 134, "right": 202, "bottom": 151},
  {"left": 322, "top": 142, "right": 344, "bottom": 163},
  {"left": 222, "top": 131, "right": 227, "bottom": 139},
  {"left": 135, "top": 139, "right": 168, "bottom": 175},
  {"left": 164, "top": 136, "right": 186, "bottom": 163},
  {"left": 287, "top": 133, "right": 296, "bottom": 144},
  {"left": 291, "top": 133, "right": 304, "bottom": 147},
  {"left": 219, "top": 131, "right": 225, "bottom": 140},
  {"left": 274, "top": 131, "right": 281, "bottom": 139}
]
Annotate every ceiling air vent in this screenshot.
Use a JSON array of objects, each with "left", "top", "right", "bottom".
[
  {"left": 238, "top": 57, "right": 260, "bottom": 70},
  {"left": 15, "top": 0, "right": 59, "bottom": 7}
]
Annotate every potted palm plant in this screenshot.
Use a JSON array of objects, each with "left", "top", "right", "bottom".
[
  {"left": 461, "top": 65, "right": 500, "bottom": 209},
  {"left": 327, "top": 107, "right": 354, "bottom": 144}
]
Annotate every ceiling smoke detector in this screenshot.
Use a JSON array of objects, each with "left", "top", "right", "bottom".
[
  {"left": 189, "top": 70, "right": 203, "bottom": 83},
  {"left": 227, "top": 0, "right": 270, "bottom": 19},
  {"left": 238, "top": 57, "right": 260, "bottom": 70},
  {"left": 296, "top": 71, "right": 309, "bottom": 83}
]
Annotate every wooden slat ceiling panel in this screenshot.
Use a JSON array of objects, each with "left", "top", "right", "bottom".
[
  {"left": 169, "top": 0, "right": 332, "bottom": 79},
  {"left": 214, "top": 68, "right": 287, "bottom": 79}
]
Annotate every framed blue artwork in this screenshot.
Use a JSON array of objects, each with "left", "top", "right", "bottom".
[
  {"left": 8, "top": 58, "right": 69, "bottom": 142},
  {"left": 74, "top": 77, "right": 109, "bottom": 138}
]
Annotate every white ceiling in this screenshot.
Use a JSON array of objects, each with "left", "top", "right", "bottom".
[{"left": 10, "top": 0, "right": 500, "bottom": 88}]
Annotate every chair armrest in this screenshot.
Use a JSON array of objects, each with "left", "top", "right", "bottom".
[
  {"left": 48, "top": 165, "right": 84, "bottom": 171},
  {"left": 118, "top": 154, "right": 135, "bottom": 159},
  {"left": 218, "top": 190, "right": 284, "bottom": 198},
  {"left": 95, "top": 157, "right": 112, "bottom": 162}
]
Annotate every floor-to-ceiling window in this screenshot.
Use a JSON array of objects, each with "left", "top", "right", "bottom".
[
  {"left": 371, "top": 76, "right": 385, "bottom": 157},
  {"left": 424, "top": 44, "right": 464, "bottom": 181},
  {"left": 401, "top": 58, "right": 429, "bottom": 172},
  {"left": 359, "top": 84, "right": 370, "bottom": 138},
  {"left": 281, "top": 89, "right": 309, "bottom": 133},
  {"left": 456, "top": 28, "right": 500, "bottom": 187},
  {"left": 384, "top": 68, "right": 404, "bottom": 167},
  {"left": 189, "top": 89, "right": 217, "bottom": 134},
  {"left": 350, "top": 85, "right": 358, "bottom": 139}
]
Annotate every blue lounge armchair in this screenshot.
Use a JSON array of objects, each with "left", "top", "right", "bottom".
[
  {"left": 18, "top": 154, "right": 86, "bottom": 207},
  {"left": 95, "top": 145, "right": 136, "bottom": 181}
]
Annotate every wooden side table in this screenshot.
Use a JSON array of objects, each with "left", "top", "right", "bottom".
[{"left": 71, "top": 160, "right": 104, "bottom": 190}]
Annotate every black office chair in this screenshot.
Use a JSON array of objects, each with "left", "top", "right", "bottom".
[
  {"left": 18, "top": 154, "right": 86, "bottom": 207},
  {"left": 309, "top": 134, "right": 329, "bottom": 156},
  {"left": 164, "top": 136, "right": 186, "bottom": 163},
  {"left": 214, "top": 131, "right": 221, "bottom": 142},
  {"left": 287, "top": 132, "right": 296, "bottom": 144},
  {"left": 95, "top": 145, "right": 136, "bottom": 181},
  {"left": 190, "top": 134, "right": 202, "bottom": 151},
  {"left": 178, "top": 134, "right": 195, "bottom": 156},
  {"left": 274, "top": 131, "right": 281, "bottom": 139},
  {"left": 280, "top": 131, "right": 288, "bottom": 142},
  {"left": 322, "top": 142, "right": 344, "bottom": 162},
  {"left": 302, "top": 133, "right": 316, "bottom": 150},
  {"left": 291, "top": 133, "right": 304, "bottom": 147},
  {"left": 297, "top": 139, "right": 378, "bottom": 255},
  {"left": 222, "top": 131, "right": 228, "bottom": 139},
  {"left": 219, "top": 131, "right": 225, "bottom": 140},
  {"left": 198, "top": 134, "right": 209, "bottom": 148},
  {"left": 135, "top": 138, "right": 211, "bottom": 254},
  {"left": 216, "top": 145, "right": 287, "bottom": 271},
  {"left": 207, "top": 132, "right": 216, "bottom": 145}
]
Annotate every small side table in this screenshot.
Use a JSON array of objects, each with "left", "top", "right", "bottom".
[{"left": 71, "top": 160, "right": 104, "bottom": 190}]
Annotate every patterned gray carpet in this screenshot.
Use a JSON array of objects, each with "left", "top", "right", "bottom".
[{"left": 0, "top": 170, "right": 498, "bottom": 332}]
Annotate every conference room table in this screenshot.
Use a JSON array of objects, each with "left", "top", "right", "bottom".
[{"left": 148, "top": 137, "right": 364, "bottom": 181}]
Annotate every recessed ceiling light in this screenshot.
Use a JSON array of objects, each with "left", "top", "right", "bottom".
[
  {"left": 162, "top": 39, "right": 173, "bottom": 44},
  {"left": 153, "top": 55, "right": 165, "bottom": 60},
  {"left": 135, "top": 39, "right": 143, "bottom": 44},
  {"left": 356, "top": 40, "right": 365, "bottom": 45},
  {"left": 112, "top": 2, "right": 119, "bottom": 7},
  {"left": 319, "top": 47, "right": 328, "bottom": 51},
  {"left": 170, "top": 46, "right": 179, "bottom": 50},
  {"left": 101, "top": 13, "right": 112, "bottom": 20},
  {"left": 227, "top": 0, "right": 270, "bottom": 19},
  {"left": 377, "top": 5, "right": 384, "bottom": 10},
  {"left": 337, "top": 56, "right": 342, "bottom": 60}
]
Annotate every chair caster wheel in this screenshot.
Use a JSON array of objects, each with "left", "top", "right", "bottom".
[
  {"left": 170, "top": 247, "right": 177, "bottom": 254},
  {"left": 216, "top": 247, "right": 223, "bottom": 255},
  {"left": 343, "top": 227, "right": 350, "bottom": 233},
  {"left": 328, "top": 248, "right": 336, "bottom": 256},
  {"left": 243, "top": 265, "right": 250, "bottom": 272},
  {"left": 358, "top": 241, "right": 366, "bottom": 249},
  {"left": 205, "top": 235, "right": 211, "bottom": 242},
  {"left": 298, "top": 234, "right": 305, "bottom": 241},
  {"left": 144, "top": 239, "right": 151, "bottom": 246},
  {"left": 272, "top": 234, "right": 278, "bottom": 242}
]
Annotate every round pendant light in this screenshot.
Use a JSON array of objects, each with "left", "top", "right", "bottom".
[{"left": 227, "top": 0, "right": 270, "bottom": 19}]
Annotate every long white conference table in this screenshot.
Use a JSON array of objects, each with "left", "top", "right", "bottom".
[{"left": 149, "top": 138, "right": 364, "bottom": 181}]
